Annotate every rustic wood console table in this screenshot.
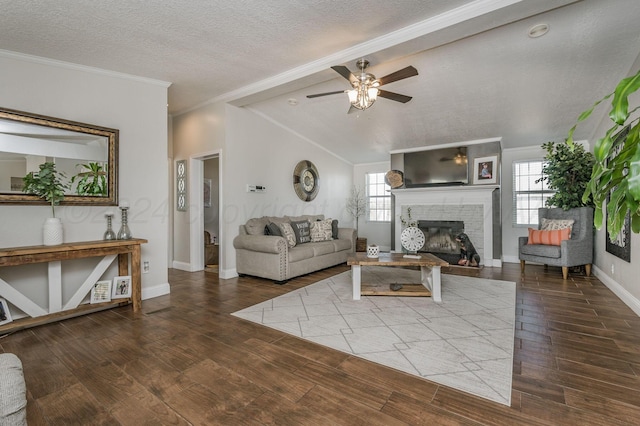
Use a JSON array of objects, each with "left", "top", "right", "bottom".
[{"left": 0, "top": 238, "right": 147, "bottom": 334}]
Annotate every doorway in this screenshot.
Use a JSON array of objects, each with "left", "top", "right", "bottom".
[
  {"left": 188, "top": 150, "right": 222, "bottom": 273},
  {"left": 203, "top": 157, "right": 219, "bottom": 270}
]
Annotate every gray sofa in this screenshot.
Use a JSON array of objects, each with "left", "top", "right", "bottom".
[
  {"left": 233, "top": 215, "right": 356, "bottom": 282},
  {"left": 0, "top": 353, "right": 27, "bottom": 425}
]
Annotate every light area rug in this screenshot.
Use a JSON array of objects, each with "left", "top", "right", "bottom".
[{"left": 232, "top": 267, "right": 516, "bottom": 406}]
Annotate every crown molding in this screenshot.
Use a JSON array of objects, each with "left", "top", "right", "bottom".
[{"left": 0, "top": 49, "right": 171, "bottom": 88}]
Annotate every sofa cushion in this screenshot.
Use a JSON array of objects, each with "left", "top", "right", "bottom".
[
  {"left": 0, "top": 353, "right": 27, "bottom": 425},
  {"left": 311, "top": 241, "right": 335, "bottom": 256},
  {"left": 278, "top": 222, "right": 297, "bottom": 247},
  {"left": 264, "top": 222, "right": 282, "bottom": 236},
  {"left": 287, "top": 214, "right": 324, "bottom": 223},
  {"left": 288, "top": 245, "right": 315, "bottom": 262},
  {"left": 245, "top": 217, "right": 270, "bottom": 235},
  {"left": 541, "top": 218, "right": 574, "bottom": 231},
  {"left": 291, "top": 220, "right": 311, "bottom": 244},
  {"left": 520, "top": 242, "right": 562, "bottom": 258},
  {"left": 527, "top": 228, "right": 570, "bottom": 246},
  {"left": 310, "top": 219, "right": 333, "bottom": 242}
]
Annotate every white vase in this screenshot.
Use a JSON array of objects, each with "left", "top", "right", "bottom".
[
  {"left": 43, "top": 218, "right": 64, "bottom": 246},
  {"left": 367, "top": 244, "right": 380, "bottom": 258}
]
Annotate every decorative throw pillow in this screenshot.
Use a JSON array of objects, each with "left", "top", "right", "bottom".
[
  {"left": 331, "top": 219, "right": 339, "bottom": 240},
  {"left": 290, "top": 220, "right": 311, "bottom": 244},
  {"left": 527, "top": 227, "right": 571, "bottom": 246},
  {"left": 310, "top": 219, "right": 333, "bottom": 242},
  {"left": 278, "top": 222, "right": 297, "bottom": 247},
  {"left": 264, "top": 222, "right": 282, "bottom": 237},
  {"left": 541, "top": 218, "right": 574, "bottom": 231}
]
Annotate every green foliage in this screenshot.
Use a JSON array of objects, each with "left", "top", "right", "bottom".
[
  {"left": 71, "top": 162, "right": 107, "bottom": 196},
  {"left": 567, "top": 68, "right": 640, "bottom": 239},
  {"left": 537, "top": 141, "right": 595, "bottom": 210},
  {"left": 22, "top": 162, "right": 69, "bottom": 217}
]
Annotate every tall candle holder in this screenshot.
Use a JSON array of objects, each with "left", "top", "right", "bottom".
[
  {"left": 117, "top": 206, "right": 132, "bottom": 240},
  {"left": 103, "top": 211, "right": 117, "bottom": 240}
]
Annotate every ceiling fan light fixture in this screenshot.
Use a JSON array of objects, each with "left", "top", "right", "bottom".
[{"left": 348, "top": 84, "right": 379, "bottom": 110}]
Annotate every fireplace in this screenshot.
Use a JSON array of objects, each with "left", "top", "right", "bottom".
[
  {"left": 418, "top": 220, "right": 463, "bottom": 255},
  {"left": 392, "top": 186, "right": 501, "bottom": 267}
]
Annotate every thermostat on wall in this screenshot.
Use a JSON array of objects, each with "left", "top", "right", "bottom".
[{"left": 246, "top": 184, "right": 266, "bottom": 193}]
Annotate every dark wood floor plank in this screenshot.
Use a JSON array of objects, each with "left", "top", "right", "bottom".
[
  {"left": 1, "top": 262, "right": 638, "bottom": 425},
  {"left": 297, "top": 384, "right": 408, "bottom": 425},
  {"left": 381, "top": 391, "right": 483, "bottom": 425}
]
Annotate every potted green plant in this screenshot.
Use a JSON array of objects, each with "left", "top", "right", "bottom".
[
  {"left": 566, "top": 68, "right": 640, "bottom": 239},
  {"left": 70, "top": 162, "right": 107, "bottom": 196},
  {"left": 537, "top": 141, "right": 595, "bottom": 210},
  {"left": 22, "top": 162, "right": 69, "bottom": 245},
  {"left": 345, "top": 185, "right": 366, "bottom": 251}
]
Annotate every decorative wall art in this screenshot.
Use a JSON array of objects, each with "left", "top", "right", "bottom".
[
  {"left": 176, "top": 160, "right": 187, "bottom": 211},
  {"left": 112, "top": 276, "right": 132, "bottom": 299},
  {"left": 473, "top": 155, "right": 498, "bottom": 185},
  {"left": 0, "top": 298, "right": 12, "bottom": 326},
  {"left": 90, "top": 280, "right": 112, "bottom": 304},
  {"left": 293, "top": 160, "right": 319, "bottom": 202},
  {"left": 606, "top": 126, "right": 631, "bottom": 262},
  {"left": 203, "top": 178, "right": 212, "bottom": 208}
]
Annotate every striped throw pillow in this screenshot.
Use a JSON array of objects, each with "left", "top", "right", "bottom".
[{"left": 527, "top": 228, "right": 571, "bottom": 246}]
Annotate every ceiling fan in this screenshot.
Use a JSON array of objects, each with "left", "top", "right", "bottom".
[{"left": 307, "top": 59, "right": 418, "bottom": 113}]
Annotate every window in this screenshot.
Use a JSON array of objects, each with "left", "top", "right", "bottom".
[
  {"left": 513, "top": 160, "right": 554, "bottom": 226},
  {"left": 366, "top": 172, "right": 391, "bottom": 222}
]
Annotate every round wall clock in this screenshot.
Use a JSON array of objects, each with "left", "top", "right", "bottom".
[
  {"left": 400, "top": 226, "right": 425, "bottom": 253},
  {"left": 293, "top": 160, "right": 319, "bottom": 202}
]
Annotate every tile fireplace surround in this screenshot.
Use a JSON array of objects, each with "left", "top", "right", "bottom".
[{"left": 393, "top": 186, "right": 501, "bottom": 267}]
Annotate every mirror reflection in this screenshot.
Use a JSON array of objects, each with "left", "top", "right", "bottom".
[{"left": 0, "top": 108, "right": 118, "bottom": 206}]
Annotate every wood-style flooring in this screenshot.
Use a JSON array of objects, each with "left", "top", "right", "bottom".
[{"left": 2, "top": 263, "right": 640, "bottom": 425}]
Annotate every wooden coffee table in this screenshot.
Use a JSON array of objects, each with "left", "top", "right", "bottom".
[{"left": 347, "top": 252, "right": 449, "bottom": 302}]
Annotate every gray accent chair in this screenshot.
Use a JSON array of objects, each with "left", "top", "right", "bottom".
[{"left": 519, "top": 207, "right": 594, "bottom": 280}]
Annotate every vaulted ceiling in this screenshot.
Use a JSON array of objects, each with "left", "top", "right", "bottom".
[{"left": 2, "top": 0, "right": 640, "bottom": 163}]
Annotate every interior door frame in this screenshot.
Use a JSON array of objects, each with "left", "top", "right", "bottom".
[{"left": 189, "top": 149, "right": 222, "bottom": 272}]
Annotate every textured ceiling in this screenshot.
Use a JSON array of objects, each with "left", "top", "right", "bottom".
[{"left": 2, "top": 0, "right": 640, "bottom": 164}]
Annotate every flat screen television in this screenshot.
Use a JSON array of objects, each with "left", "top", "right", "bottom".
[{"left": 403, "top": 147, "right": 468, "bottom": 187}]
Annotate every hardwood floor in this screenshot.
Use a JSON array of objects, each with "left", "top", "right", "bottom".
[{"left": 2, "top": 263, "right": 640, "bottom": 425}]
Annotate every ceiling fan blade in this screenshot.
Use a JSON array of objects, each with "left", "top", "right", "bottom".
[
  {"left": 347, "top": 104, "right": 358, "bottom": 114},
  {"left": 378, "top": 66, "right": 418, "bottom": 86},
  {"left": 331, "top": 65, "right": 358, "bottom": 85},
  {"left": 378, "top": 89, "right": 412, "bottom": 103},
  {"left": 306, "top": 90, "right": 346, "bottom": 99}
]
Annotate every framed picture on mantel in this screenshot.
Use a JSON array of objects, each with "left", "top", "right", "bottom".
[{"left": 473, "top": 155, "right": 498, "bottom": 185}]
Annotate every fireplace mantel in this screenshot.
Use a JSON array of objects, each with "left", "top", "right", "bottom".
[{"left": 392, "top": 186, "right": 501, "bottom": 267}]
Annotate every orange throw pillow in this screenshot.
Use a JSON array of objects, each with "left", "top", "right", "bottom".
[{"left": 527, "top": 228, "right": 571, "bottom": 246}]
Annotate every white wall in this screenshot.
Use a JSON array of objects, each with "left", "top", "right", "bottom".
[
  {"left": 171, "top": 103, "right": 353, "bottom": 277},
  {"left": 0, "top": 52, "right": 170, "bottom": 307},
  {"left": 353, "top": 162, "right": 392, "bottom": 251}
]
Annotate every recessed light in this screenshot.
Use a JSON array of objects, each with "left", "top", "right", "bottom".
[
  {"left": 288, "top": 98, "right": 298, "bottom": 106},
  {"left": 528, "top": 23, "right": 549, "bottom": 38}
]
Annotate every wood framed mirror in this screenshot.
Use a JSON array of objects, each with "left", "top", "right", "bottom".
[{"left": 0, "top": 107, "right": 118, "bottom": 206}]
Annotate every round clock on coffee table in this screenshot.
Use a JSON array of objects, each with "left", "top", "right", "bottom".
[{"left": 400, "top": 226, "right": 425, "bottom": 253}]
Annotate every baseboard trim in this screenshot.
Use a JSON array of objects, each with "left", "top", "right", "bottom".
[
  {"left": 220, "top": 267, "right": 238, "bottom": 280},
  {"left": 593, "top": 266, "right": 640, "bottom": 316},
  {"left": 142, "top": 282, "right": 170, "bottom": 300},
  {"left": 172, "top": 260, "right": 195, "bottom": 272}
]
